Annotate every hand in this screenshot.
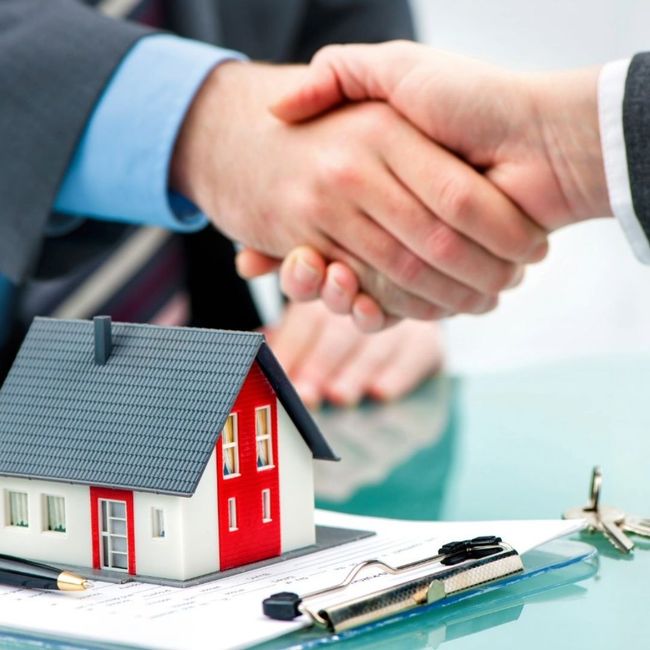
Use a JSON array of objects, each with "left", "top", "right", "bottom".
[
  {"left": 170, "top": 60, "right": 548, "bottom": 325},
  {"left": 238, "top": 245, "right": 389, "bottom": 331},
  {"left": 271, "top": 41, "right": 611, "bottom": 230},
  {"left": 266, "top": 300, "right": 443, "bottom": 408}
]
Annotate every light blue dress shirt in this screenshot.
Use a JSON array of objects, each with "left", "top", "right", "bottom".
[{"left": 0, "top": 34, "right": 244, "bottom": 348}]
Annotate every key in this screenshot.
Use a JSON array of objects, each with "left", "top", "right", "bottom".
[
  {"left": 563, "top": 503, "right": 635, "bottom": 553},
  {"left": 621, "top": 515, "right": 650, "bottom": 538},
  {"left": 598, "top": 507, "right": 636, "bottom": 553},
  {"left": 563, "top": 466, "right": 635, "bottom": 554}
]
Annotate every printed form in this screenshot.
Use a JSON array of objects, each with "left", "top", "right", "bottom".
[{"left": 0, "top": 510, "right": 583, "bottom": 649}]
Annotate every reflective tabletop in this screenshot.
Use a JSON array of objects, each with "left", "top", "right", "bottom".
[
  {"left": 2, "top": 357, "right": 649, "bottom": 649},
  {"left": 279, "top": 356, "right": 650, "bottom": 649}
]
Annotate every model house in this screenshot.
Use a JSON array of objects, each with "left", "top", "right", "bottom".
[{"left": 0, "top": 317, "right": 337, "bottom": 583}]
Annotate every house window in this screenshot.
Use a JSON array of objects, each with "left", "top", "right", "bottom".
[
  {"left": 228, "top": 497, "right": 238, "bottom": 531},
  {"left": 7, "top": 491, "right": 28, "bottom": 527},
  {"left": 152, "top": 508, "right": 165, "bottom": 538},
  {"left": 44, "top": 495, "right": 66, "bottom": 532},
  {"left": 222, "top": 413, "right": 240, "bottom": 478},
  {"left": 255, "top": 406, "right": 273, "bottom": 469},
  {"left": 262, "top": 489, "right": 272, "bottom": 523}
]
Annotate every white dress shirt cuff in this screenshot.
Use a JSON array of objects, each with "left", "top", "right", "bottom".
[{"left": 598, "top": 58, "right": 650, "bottom": 263}]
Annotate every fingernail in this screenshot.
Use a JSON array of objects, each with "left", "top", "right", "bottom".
[
  {"left": 293, "top": 257, "right": 320, "bottom": 287},
  {"left": 328, "top": 272, "right": 346, "bottom": 296},
  {"left": 352, "top": 306, "right": 382, "bottom": 333},
  {"left": 530, "top": 240, "right": 550, "bottom": 262},
  {"left": 507, "top": 266, "right": 525, "bottom": 289}
]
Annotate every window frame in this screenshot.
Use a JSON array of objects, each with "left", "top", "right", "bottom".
[
  {"left": 43, "top": 494, "right": 66, "bottom": 533},
  {"left": 6, "top": 490, "right": 29, "bottom": 528},
  {"left": 222, "top": 413, "right": 240, "bottom": 479},
  {"left": 152, "top": 507, "right": 165, "bottom": 539},
  {"left": 227, "top": 497, "right": 238, "bottom": 531},
  {"left": 99, "top": 498, "right": 129, "bottom": 572},
  {"left": 261, "top": 488, "right": 272, "bottom": 523},
  {"left": 255, "top": 405, "right": 274, "bottom": 470}
]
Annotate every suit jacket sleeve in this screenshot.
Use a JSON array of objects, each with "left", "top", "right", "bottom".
[
  {"left": 0, "top": 0, "right": 151, "bottom": 283},
  {"left": 623, "top": 52, "right": 650, "bottom": 243}
]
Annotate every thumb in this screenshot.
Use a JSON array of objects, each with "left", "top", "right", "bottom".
[
  {"left": 271, "top": 41, "right": 419, "bottom": 123},
  {"left": 270, "top": 55, "right": 344, "bottom": 123},
  {"left": 271, "top": 43, "right": 394, "bottom": 123}
]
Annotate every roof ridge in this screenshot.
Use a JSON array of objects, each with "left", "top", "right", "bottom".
[{"left": 32, "top": 316, "right": 266, "bottom": 339}]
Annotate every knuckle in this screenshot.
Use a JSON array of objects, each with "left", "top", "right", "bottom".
[
  {"left": 316, "top": 152, "right": 363, "bottom": 192},
  {"left": 356, "top": 103, "right": 395, "bottom": 138},
  {"left": 294, "top": 191, "right": 328, "bottom": 224},
  {"left": 312, "top": 44, "right": 342, "bottom": 66},
  {"left": 424, "top": 225, "right": 464, "bottom": 267},
  {"left": 393, "top": 252, "right": 428, "bottom": 287},
  {"left": 438, "top": 175, "right": 474, "bottom": 221}
]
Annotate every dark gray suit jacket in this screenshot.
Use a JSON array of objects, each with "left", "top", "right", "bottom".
[
  {"left": 0, "top": 0, "right": 413, "bottom": 284},
  {"left": 624, "top": 53, "right": 650, "bottom": 239}
]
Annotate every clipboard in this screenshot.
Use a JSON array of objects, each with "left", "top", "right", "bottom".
[{"left": 262, "top": 536, "right": 596, "bottom": 639}]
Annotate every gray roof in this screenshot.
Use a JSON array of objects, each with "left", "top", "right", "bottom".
[{"left": 0, "top": 318, "right": 337, "bottom": 496}]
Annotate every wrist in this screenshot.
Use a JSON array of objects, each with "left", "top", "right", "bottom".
[
  {"left": 527, "top": 66, "right": 611, "bottom": 225},
  {"left": 169, "top": 60, "right": 307, "bottom": 221},
  {"left": 169, "top": 60, "right": 244, "bottom": 209}
]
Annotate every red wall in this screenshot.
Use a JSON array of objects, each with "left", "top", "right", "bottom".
[
  {"left": 89, "top": 487, "right": 136, "bottom": 575},
  {"left": 216, "top": 362, "right": 281, "bottom": 570}
]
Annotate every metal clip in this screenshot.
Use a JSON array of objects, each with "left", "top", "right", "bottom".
[{"left": 263, "top": 536, "right": 522, "bottom": 631}]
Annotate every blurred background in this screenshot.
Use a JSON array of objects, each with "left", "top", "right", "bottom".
[{"left": 411, "top": 0, "right": 650, "bottom": 372}]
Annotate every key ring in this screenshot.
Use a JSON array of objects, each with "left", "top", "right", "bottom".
[{"left": 589, "top": 465, "right": 602, "bottom": 511}]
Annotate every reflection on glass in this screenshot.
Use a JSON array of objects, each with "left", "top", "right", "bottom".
[
  {"left": 111, "top": 519, "right": 126, "bottom": 536},
  {"left": 110, "top": 501, "right": 126, "bottom": 519},
  {"left": 111, "top": 553, "right": 128, "bottom": 570},
  {"left": 313, "top": 377, "right": 458, "bottom": 521}
]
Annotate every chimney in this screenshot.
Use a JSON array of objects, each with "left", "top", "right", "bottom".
[{"left": 94, "top": 316, "right": 112, "bottom": 365}]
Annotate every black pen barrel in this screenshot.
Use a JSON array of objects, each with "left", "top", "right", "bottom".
[{"left": 0, "top": 554, "right": 62, "bottom": 589}]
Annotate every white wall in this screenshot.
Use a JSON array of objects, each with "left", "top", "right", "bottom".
[
  {"left": 277, "top": 405, "right": 315, "bottom": 552},
  {"left": 0, "top": 478, "right": 92, "bottom": 567},
  {"left": 411, "top": 0, "right": 650, "bottom": 371},
  {"left": 179, "top": 450, "right": 219, "bottom": 579},
  {"left": 133, "top": 490, "right": 184, "bottom": 580},
  {"left": 0, "top": 466, "right": 219, "bottom": 582}
]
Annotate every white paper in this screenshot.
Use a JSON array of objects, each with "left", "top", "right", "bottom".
[{"left": 0, "top": 510, "right": 583, "bottom": 650}]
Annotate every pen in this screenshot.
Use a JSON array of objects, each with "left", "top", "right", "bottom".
[{"left": 0, "top": 553, "right": 90, "bottom": 591}]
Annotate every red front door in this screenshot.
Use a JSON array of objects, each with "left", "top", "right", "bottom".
[
  {"left": 216, "top": 362, "right": 281, "bottom": 570},
  {"left": 90, "top": 487, "right": 136, "bottom": 575}
]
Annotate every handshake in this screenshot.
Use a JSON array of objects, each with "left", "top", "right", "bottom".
[{"left": 171, "top": 41, "right": 611, "bottom": 331}]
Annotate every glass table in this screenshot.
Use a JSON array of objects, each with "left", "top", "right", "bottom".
[
  {"left": 296, "top": 356, "right": 650, "bottom": 649},
  {"left": 3, "top": 356, "right": 649, "bottom": 649}
]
